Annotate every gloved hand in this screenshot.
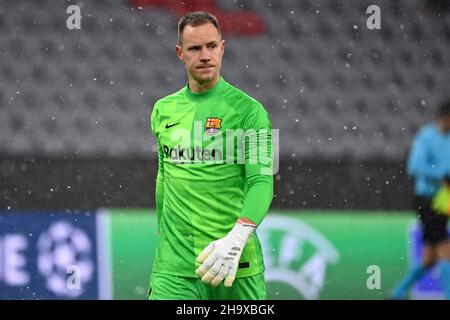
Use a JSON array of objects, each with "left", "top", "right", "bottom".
[
  {"left": 195, "top": 218, "right": 256, "bottom": 287},
  {"left": 432, "top": 183, "right": 450, "bottom": 215}
]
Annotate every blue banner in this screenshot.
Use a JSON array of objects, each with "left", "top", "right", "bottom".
[{"left": 0, "top": 211, "right": 108, "bottom": 299}]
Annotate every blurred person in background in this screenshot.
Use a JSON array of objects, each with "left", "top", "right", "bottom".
[
  {"left": 147, "top": 12, "right": 273, "bottom": 300},
  {"left": 391, "top": 101, "right": 450, "bottom": 299},
  {"left": 424, "top": 0, "right": 450, "bottom": 13}
]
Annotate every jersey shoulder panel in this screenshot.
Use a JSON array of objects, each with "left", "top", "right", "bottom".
[
  {"left": 222, "top": 81, "right": 271, "bottom": 129},
  {"left": 154, "top": 87, "right": 186, "bottom": 110},
  {"left": 223, "top": 82, "right": 265, "bottom": 111}
]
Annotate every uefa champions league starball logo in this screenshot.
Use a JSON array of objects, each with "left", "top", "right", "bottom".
[
  {"left": 258, "top": 216, "right": 340, "bottom": 299},
  {"left": 37, "top": 221, "right": 94, "bottom": 298}
]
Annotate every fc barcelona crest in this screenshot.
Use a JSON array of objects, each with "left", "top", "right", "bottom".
[{"left": 205, "top": 117, "right": 222, "bottom": 135}]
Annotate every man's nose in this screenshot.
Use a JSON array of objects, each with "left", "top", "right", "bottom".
[{"left": 200, "top": 47, "right": 211, "bottom": 62}]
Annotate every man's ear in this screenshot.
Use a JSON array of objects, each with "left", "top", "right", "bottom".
[{"left": 176, "top": 44, "right": 184, "bottom": 63}]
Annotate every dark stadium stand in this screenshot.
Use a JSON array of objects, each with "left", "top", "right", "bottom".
[{"left": 1, "top": 0, "right": 449, "bottom": 160}]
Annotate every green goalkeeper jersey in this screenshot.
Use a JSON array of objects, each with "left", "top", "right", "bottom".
[{"left": 150, "top": 76, "right": 273, "bottom": 278}]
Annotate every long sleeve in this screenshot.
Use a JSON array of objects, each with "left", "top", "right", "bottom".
[
  {"left": 407, "top": 131, "right": 446, "bottom": 182},
  {"left": 155, "top": 143, "right": 165, "bottom": 233},
  {"left": 239, "top": 104, "right": 274, "bottom": 226},
  {"left": 151, "top": 104, "right": 164, "bottom": 233}
]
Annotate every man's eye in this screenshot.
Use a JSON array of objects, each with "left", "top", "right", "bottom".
[{"left": 209, "top": 44, "right": 217, "bottom": 48}]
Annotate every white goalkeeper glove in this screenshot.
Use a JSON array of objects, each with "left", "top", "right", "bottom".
[{"left": 195, "top": 218, "right": 256, "bottom": 287}]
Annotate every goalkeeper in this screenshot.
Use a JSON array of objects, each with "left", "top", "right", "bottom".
[
  {"left": 391, "top": 101, "right": 450, "bottom": 299},
  {"left": 147, "top": 12, "right": 273, "bottom": 300}
]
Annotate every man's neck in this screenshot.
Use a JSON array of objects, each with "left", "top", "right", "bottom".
[
  {"left": 189, "top": 75, "right": 220, "bottom": 93},
  {"left": 437, "top": 122, "right": 450, "bottom": 135}
]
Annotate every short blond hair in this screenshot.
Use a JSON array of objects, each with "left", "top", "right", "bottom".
[{"left": 178, "top": 11, "right": 221, "bottom": 45}]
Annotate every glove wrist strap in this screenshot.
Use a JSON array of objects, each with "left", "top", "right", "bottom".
[{"left": 229, "top": 218, "right": 256, "bottom": 243}]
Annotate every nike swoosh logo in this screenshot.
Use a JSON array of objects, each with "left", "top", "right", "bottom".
[{"left": 165, "top": 122, "right": 180, "bottom": 129}]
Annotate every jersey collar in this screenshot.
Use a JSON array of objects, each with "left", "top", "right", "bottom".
[{"left": 185, "top": 76, "right": 225, "bottom": 101}]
